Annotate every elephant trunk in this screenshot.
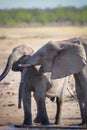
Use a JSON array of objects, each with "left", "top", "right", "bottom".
[{"left": 0, "top": 54, "right": 15, "bottom": 81}]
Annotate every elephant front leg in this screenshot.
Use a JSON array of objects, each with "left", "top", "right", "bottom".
[
  {"left": 74, "top": 73, "right": 87, "bottom": 125},
  {"left": 38, "top": 98, "right": 50, "bottom": 125},
  {"left": 23, "top": 91, "right": 32, "bottom": 125},
  {"left": 82, "top": 100, "right": 87, "bottom": 125},
  {"left": 34, "top": 93, "right": 50, "bottom": 125},
  {"left": 77, "top": 94, "right": 87, "bottom": 125},
  {"left": 81, "top": 92, "right": 87, "bottom": 125}
]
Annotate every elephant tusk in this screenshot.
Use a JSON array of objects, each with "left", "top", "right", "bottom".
[{"left": 18, "top": 63, "right": 32, "bottom": 68}]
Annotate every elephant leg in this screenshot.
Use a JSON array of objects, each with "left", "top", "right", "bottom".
[
  {"left": 54, "top": 97, "right": 62, "bottom": 124},
  {"left": 77, "top": 94, "right": 87, "bottom": 125},
  {"left": 74, "top": 73, "right": 87, "bottom": 125},
  {"left": 34, "top": 94, "right": 41, "bottom": 123},
  {"left": 34, "top": 93, "right": 50, "bottom": 125},
  {"left": 81, "top": 92, "right": 87, "bottom": 125},
  {"left": 23, "top": 91, "right": 32, "bottom": 125},
  {"left": 18, "top": 82, "right": 23, "bottom": 108},
  {"left": 75, "top": 79, "right": 85, "bottom": 124},
  {"left": 34, "top": 101, "right": 41, "bottom": 124},
  {"left": 34, "top": 112, "right": 41, "bottom": 123}
]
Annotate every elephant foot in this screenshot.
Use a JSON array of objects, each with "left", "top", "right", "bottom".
[
  {"left": 41, "top": 117, "right": 51, "bottom": 125},
  {"left": 23, "top": 122, "right": 32, "bottom": 125},
  {"left": 41, "top": 122, "right": 51, "bottom": 125},
  {"left": 34, "top": 116, "right": 41, "bottom": 123},
  {"left": 34, "top": 116, "right": 51, "bottom": 125},
  {"left": 23, "top": 119, "right": 32, "bottom": 125}
]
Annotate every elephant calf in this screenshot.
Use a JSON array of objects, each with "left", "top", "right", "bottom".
[
  {"left": 0, "top": 45, "right": 66, "bottom": 125},
  {"left": 13, "top": 55, "right": 66, "bottom": 125}
]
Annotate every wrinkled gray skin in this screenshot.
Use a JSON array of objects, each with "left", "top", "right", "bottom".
[
  {"left": 21, "top": 37, "right": 87, "bottom": 125},
  {"left": 0, "top": 45, "right": 64, "bottom": 125}
]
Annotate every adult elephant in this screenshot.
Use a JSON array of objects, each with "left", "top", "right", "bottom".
[
  {"left": 0, "top": 45, "right": 66, "bottom": 125},
  {"left": 20, "top": 37, "right": 87, "bottom": 125}
]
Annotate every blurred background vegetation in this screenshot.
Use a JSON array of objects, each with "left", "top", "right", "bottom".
[{"left": 0, "top": 6, "right": 87, "bottom": 27}]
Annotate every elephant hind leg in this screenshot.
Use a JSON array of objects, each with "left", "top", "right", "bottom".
[{"left": 54, "top": 97, "right": 62, "bottom": 124}]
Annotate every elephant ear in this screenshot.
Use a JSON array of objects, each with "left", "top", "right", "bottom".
[
  {"left": 12, "top": 45, "right": 34, "bottom": 60},
  {"left": 51, "top": 42, "right": 86, "bottom": 79}
]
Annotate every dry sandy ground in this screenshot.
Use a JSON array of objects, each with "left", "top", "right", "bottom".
[{"left": 0, "top": 27, "right": 87, "bottom": 129}]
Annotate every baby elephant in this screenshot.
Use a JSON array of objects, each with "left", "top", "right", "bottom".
[
  {"left": 13, "top": 55, "right": 66, "bottom": 125},
  {"left": 0, "top": 45, "right": 66, "bottom": 125}
]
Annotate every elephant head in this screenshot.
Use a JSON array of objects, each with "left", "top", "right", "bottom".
[
  {"left": 0, "top": 45, "right": 34, "bottom": 81},
  {"left": 20, "top": 38, "right": 87, "bottom": 79}
]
